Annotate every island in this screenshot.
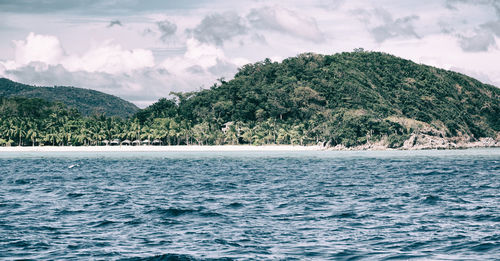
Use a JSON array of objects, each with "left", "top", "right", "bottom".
[{"left": 1, "top": 51, "right": 499, "bottom": 150}]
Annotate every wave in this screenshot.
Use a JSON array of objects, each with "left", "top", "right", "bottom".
[
  {"left": 422, "top": 195, "right": 441, "bottom": 205},
  {"left": 67, "top": 192, "right": 84, "bottom": 198},
  {"left": 92, "top": 219, "right": 117, "bottom": 228},
  {"left": 120, "top": 253, "right": 234, "bottom": 261},
  {"left": 147, "top": 207, "right": 197, "bottom": 217},
  {"left": 226, "top": 202, "right": 244, "bottom": 209}
]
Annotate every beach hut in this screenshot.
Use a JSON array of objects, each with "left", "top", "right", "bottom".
[
  {"left": 132, "top": 140, "right": 141, "bottom": 146},
  {"left": 152, "top": 139, "right": 162, "bottom": 146},
  {"left": 121, "top": 139, "right": 131, "bottom": 146},
  {"left": 142, "top": 139, "right": 150, "bottom": 145},
  {"left": 110, "top": 139, "right": 120, "bottom": 146},
  {"left": 222, "top": 121, "right": 234, "bottom": 134}
]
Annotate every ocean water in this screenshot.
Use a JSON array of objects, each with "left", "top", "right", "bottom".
[{"left": 0, "top": 149, "right": 499, "bottom": 260}]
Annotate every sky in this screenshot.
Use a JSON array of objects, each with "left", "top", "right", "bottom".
[{"left": 0, "top": 0, "right": 499, "bottom": 107}]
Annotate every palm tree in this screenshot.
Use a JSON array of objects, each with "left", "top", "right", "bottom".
[
  {"left": 276, "top": 126, "right": 291, "bottom": 145},
  {"left": 26, "top": 129, "right": 38, "bottom": 146},
  {"left": 13, "top": 124, "right": 26, "bottom": 146},
  {"left": 131, "top": 119, "right": 141, "bottom": 141}
]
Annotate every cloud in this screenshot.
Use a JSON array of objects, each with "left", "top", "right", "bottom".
[
  {"left": 161, "top": 38, "right": 234, "bottom": 72},
  {"left": 0, "top": 0, "right": 209, "bottom": 15},
  {"left": 13, "top": 32, "right": 65, "bottom": 66},
  {"left": 443, "top": 0, "right": 500, "bottom": 51},
  {"left": 1, "top": 63, "right": 172, "bottom": 106},
  {"left": 142, "top": 28, "right": 156, "bottom": 36},
  {"left": 315, "top": 0, "right": 346, "bottom": 10},
  {"left": 445, "top": 0, "right": 468, "bottom": 10},
  {"left": 186, "top": 65, "right": 204, "bottom": 74},
  {"left": 356, "top": 8, "right": 419, "bottom": 43},
  {"left": 444, "top": 0, "right": 500, "bottom": 52},
  {"left": 5, "top": 32, "right": 154, "bottom": 74},
  {"left": 64, "top": 43, "right": 155, "bottom": 74},
  {"left": 108, "top": 20, "right": 122, "bottom": 27},
  {"left": 188, "top": 12, "right": 248, "bottom": 46},
  {"left": 157, "top": 38, "right": 245, "bottom": 91},
  {"left": 450, "top": 66, "right": 498, "bottom": 86},
  {"left": 445, "top": 0, "right": 499, "bottom": 14},
  {"left": 247, "top": 6, "right": 325, "bottom": 42},
  {"left": 0, "top": 33, "right": 246, "bottom": 106},
  {"left": 458, "top": 30, "right": 496, "bottom": 52},
  {"left": 157, "top": 19, "right": 177, "bottom": 41},
  {"left": 185, "top": 7, "right": 325, "bottom": 46},
  {"left": 481, "top": 20, "right": 500, "bottom": 36},
  {"left": 1, "top": 58, "right": 222, "bottom": 107},
  {"left": 3, "top": 1, "right": 500, "bottom": 107}
]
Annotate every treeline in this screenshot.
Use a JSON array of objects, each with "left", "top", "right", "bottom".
[
  {"left": 0, "top": 96, "right": 343, "bottom": 146},
  {"left": 1, "top": 51, "right": 499, "bottom": 147},
  {"left": 3, "top": 96, "right": 400, "bottom": 146}
]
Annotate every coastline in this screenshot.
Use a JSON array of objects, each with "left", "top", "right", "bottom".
[
  {"left": 0, "top": 142, "right": 498, "bottom": 152},
  {"left": 0, "top": 145, "right": 325, "bottom": 152}
]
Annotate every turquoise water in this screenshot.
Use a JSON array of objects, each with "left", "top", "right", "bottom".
[{"left": 0, "top": 149, "right": 499, "bottom": 260}]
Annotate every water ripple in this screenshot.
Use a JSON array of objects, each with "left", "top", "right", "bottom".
[{"left": 0, "top": 150, "right": 499, "bottom": 259}]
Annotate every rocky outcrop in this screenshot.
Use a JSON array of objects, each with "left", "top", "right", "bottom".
[
  {"left": 401, "top": 134, "right": 457, "bottom": 150},
  {"left": 400, "top": 134, "right": 500, "bottom": 150},
  {"left": 324, "top": 133, "right": 500, "bottom": 151}
]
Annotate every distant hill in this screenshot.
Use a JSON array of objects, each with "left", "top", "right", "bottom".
[{"left": 0, "top": 78, "right": 138, "bottom": 118}]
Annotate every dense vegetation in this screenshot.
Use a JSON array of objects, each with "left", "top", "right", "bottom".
[
  {"left": 0, "top": 78, "right": 138, "bottom": 118},
  {"left": 0, "top": 51, "right": 499, "bottom": 147}
]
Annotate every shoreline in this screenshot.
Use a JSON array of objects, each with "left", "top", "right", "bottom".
[
  {"left": 0, "top": 144, "right": 498, "bottom": 152},
  {"left": 0, "top": 145, "right": 324, "bottom": 152}
]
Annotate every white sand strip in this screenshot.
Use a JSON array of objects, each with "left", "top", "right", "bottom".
[{"left": 0, "top": 145, "right": 324, "bottom": 152}]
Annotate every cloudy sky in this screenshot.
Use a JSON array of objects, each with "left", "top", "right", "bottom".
[{"left": 1, "top": 0, "right": 499, "bottom": 107}]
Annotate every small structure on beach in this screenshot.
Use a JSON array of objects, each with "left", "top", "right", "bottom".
[
  {"left": 142, "top": 139, "right": 150, "bottom": 145},
  {"left": 222, "top": 121, "right": 234, "bottom": 134},
  {"left": 110, "top": 139, "right": 120, "bottom": 146},
  {"left": 152, "top": 139, "right": 162, "bottom": 146},
  {"left": 102, "top": 140, "right": 109, "bottom": 146},
  {"left": 121, "top": 139, "right": 131, "bottom": 146},
  {"left": 132, "top": 140, "right": 141, "bottom": 146}
]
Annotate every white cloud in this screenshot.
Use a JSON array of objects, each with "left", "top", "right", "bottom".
[
  {"left": 158, "top": 38, "right": 244, "bottom": 90},
  {"left": 184, "top": 38, "right": 225, "bottom": 67},
  {"left": 5, "top": 32, "right": 155, "bottom": 75},
  {"left": 1, "top": 33, "right": 245, "bottom": 106},
  {"left": 13, "top": 32, "right": 65, "bottom": 66},
  {"left": 63, "top": 43, "right": 154, "bottom": 74}
]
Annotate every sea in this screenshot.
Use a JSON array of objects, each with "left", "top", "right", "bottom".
[{"left": 0, "top": 149, "right": 499, "bottom": 260}]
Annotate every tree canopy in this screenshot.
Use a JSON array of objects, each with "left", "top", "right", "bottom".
[
  {"left": 1, "top": 51, "right": 499, "bottom": 147},
  {"left": 0, "top": 78, "right": 138, "bottom": 118}
]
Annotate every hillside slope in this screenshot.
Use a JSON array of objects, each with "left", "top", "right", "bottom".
[
  {"left": 0, "top": 78, "right": 138, "bottom": 118},
  {"left": 137, "top": 51, "right": 500, "bottom": 148}
]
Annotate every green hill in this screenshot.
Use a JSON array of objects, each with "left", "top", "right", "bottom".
[
  {"left": 1, "top": 51, "right": 498, "bottom": 148},
  {"left": 137, "top": 51, "right": 500, "bottom": 148},
  {"left": 0, "top": 78, "right": 138, "bottom": 118}
]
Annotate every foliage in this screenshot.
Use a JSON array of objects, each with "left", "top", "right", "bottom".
[
  {"left": 0, "top": 78, "right": 138, "bottom": 118},
  {"left": 0, "top": 52, "right": 499, "bottom": 147}
]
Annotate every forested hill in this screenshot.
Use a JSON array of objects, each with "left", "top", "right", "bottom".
[
  {"left": 0, "top": 51, "right": 499, "bottom": 148},
  {"left": 137, "top": 51, "right": 500, "bottom": 148},
  {"left": 0, "top": 78, "right": 138, "bottom": 118}
]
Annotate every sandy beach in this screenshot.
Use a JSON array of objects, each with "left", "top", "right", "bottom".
[
  {"left": 1, "top": 142, "right": 499, "bottom": 152},
  {"left": 0, "top": 145, "right": 325, "bottom": 152}
]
